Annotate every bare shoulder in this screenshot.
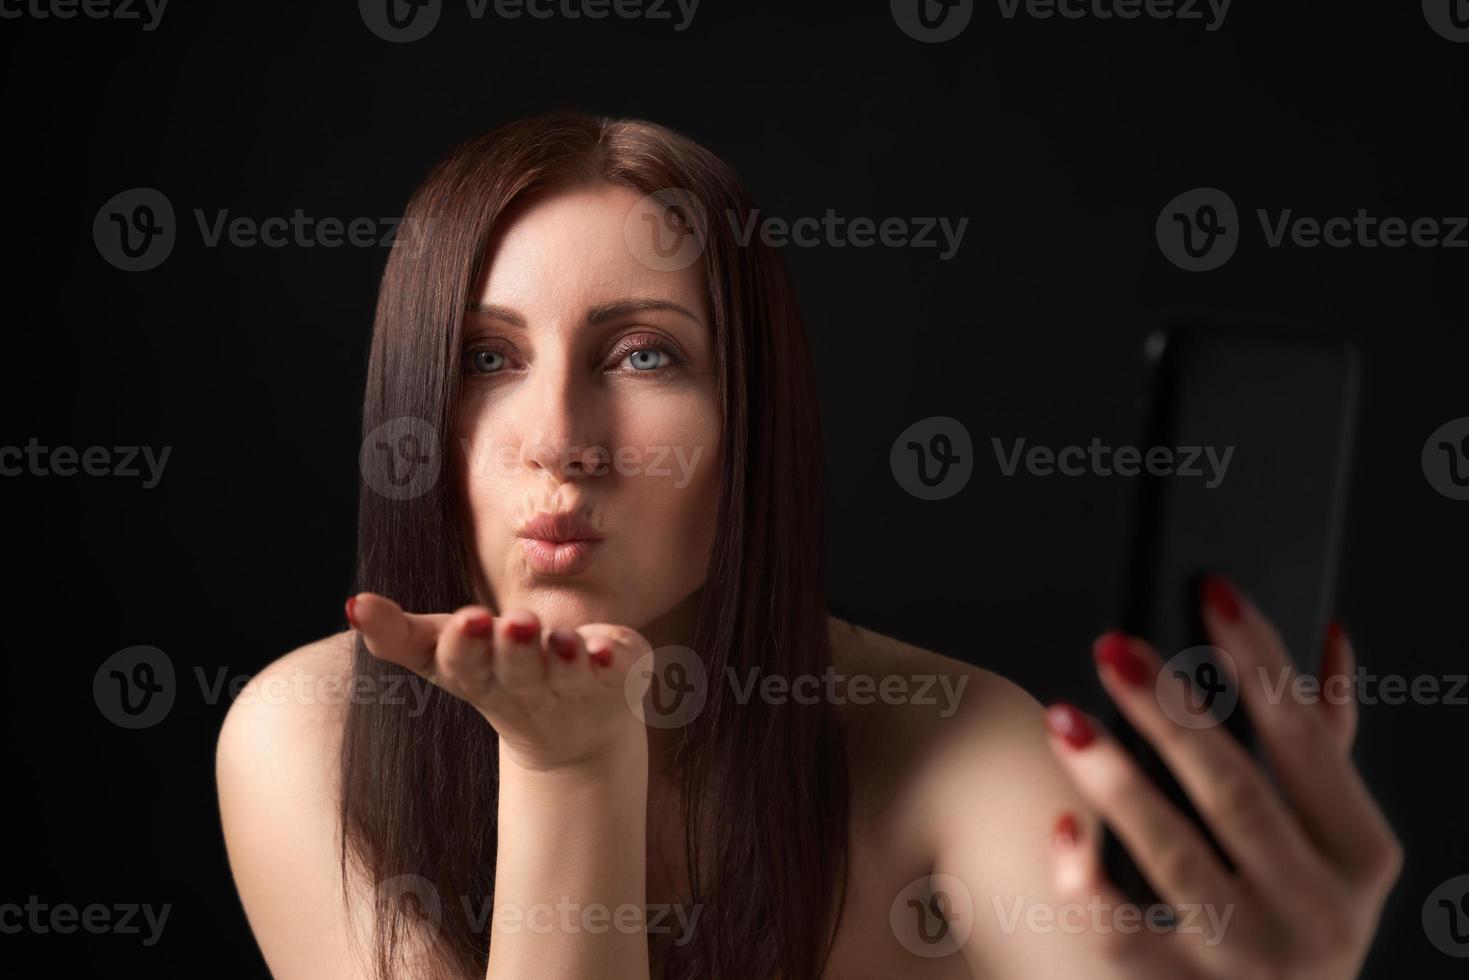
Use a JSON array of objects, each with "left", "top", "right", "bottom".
[
  {"left": 217, "top": 631, "right": 356, "bottom": 791},
  {"left": 825, "top": 617, "right": 1096, "bottom": 975},
  {"left": 826, "top": 614, "right": 1085, "bottom": 866},
  {"left": 827, "top": 615, "right": 1055, "bottom": 781},
  {"left": 215, "top": 631, "right": 370, "bottom": 979}
]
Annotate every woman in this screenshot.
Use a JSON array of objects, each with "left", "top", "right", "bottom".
[{"left": 215, "top": 114, "right": 1402, "bottom": 979}]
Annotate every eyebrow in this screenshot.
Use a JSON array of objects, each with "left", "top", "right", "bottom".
[{"left": 470, "top": 298, "right": 702, "bottom": 328}]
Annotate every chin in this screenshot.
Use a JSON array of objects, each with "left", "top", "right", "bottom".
[{"left": 496, "top": 574, "right": 622, "bottom": 627}]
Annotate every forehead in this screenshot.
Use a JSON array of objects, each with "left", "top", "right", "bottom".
[{"left": 474, "top": 181, "right": 705, "bottom": 317}]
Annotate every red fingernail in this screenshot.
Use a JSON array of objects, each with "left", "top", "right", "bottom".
[
  {"left": 465, "top": 614, "right": 494, "bottom": 638},
  {"left": 549, "top": 630, "right": 578, "bottom": 662},
  {"left": 1327, "top": 620, "right": 1345, "bottom": 643},
  {"left": 1201, "top": 575, "right": 1243, "bottom": 622},
  {"left": 506, "top": 620, "right": 539, "bottom": 643},
  {"left": 1094, "top": 631, "right": 1148, "bottom": 687},
  {"left": 588, "top": 645, "right": 612, "bottom": 667},
  {"left": 1045, "top": 702, "right": 1096, "bottom": 749},
  {"left": 345, "top": 596, "right": 359, "bottom": 629},
  {"left": 1053, "top": 812, "right": 1081, "bottom": 846}
]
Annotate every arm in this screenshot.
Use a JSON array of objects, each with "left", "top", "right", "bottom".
[
  {"left": 216, "top": 635, "right": 379, "bottom": 979},
  {"left": 348, "top": 593, "right": 655, "bottom": 980},
  {"left": 487, "top": 743, "right": 649, "bottom": 978}
]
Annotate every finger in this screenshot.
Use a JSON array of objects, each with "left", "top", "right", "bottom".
[
  {"left": 545, "top": 627, "right": 595, "bottom": 698},
  {"left": 576, "top": 624, "right": 651, "bottom": 690},
  {"left": 1201, "top": 577, "right": 1401, "bottom": 885},
  {"left": 1092, "top": 632, "right": 1331, "bottom": 907},
  {"left": 1317, "top": 621, "right": 1358, "bottom": 755},
  {"left": 348, "top": 592, "right": 449, "bottom": 677},
  {"left": 493, "top": 610, "right": 546, "bottom": 694},
  {"left": 435, "top": 606, "right": 497, "bottom": 697},
  {"left": 1043, "top": 702, "right": 1242, "bottom": 914},
  {"left": 1048, "top": 809, "right": 1190, "bottom": 973}
]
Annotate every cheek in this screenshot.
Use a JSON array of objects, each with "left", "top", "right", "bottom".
[
  {"left": 621, "top": 391, "right": 719, "bottom": 487},
  {"left": 454, "top": 398, "right": 518, "bottom": 532},
  {"left": 617, "top": 397, "right": 722, "bottom": 582}
]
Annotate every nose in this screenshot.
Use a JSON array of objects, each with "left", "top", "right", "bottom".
[{"left": 517, "top": 362, "right": 606, "bottom": 482}]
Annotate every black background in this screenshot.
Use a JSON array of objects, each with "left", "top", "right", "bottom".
[{"left": 1, "top": 0, "right": 1466, "bottom": 976}]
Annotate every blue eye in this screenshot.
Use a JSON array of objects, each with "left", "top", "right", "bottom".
[
  {"left": 627, "top": 347, "right": 670, "bottom": 371},
  {"left": 612, "top": 333, "right": 681, "bottom": 373},
  {"left": 470, "top": 349, "right": 505, "bottom": 373}
]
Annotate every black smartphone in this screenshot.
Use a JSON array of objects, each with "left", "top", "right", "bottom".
[{"left": 1102, "top": 323, "right": 1361, "bottom": 908}]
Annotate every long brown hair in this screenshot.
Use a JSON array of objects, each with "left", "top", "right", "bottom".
[{"left": 340, "top": 114, "right": 848, "bottom": 979}]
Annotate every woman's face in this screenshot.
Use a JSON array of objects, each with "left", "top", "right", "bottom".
[{"left": 456, "top": 181, "right": 721, "bottom": 634}]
